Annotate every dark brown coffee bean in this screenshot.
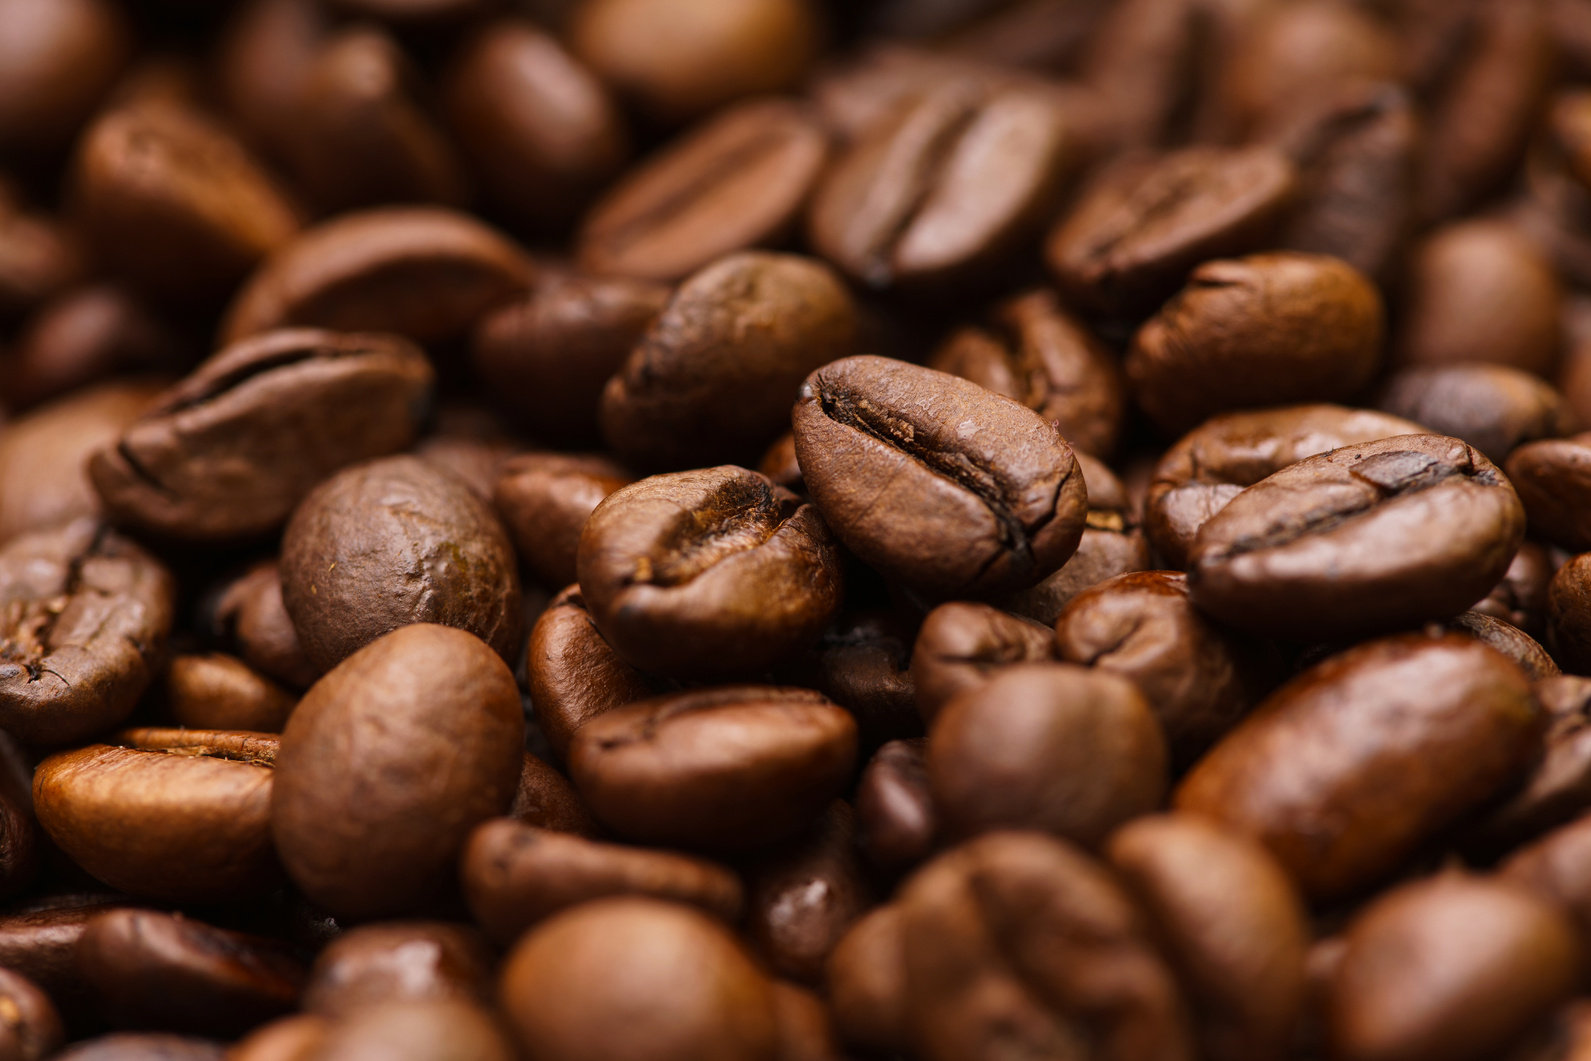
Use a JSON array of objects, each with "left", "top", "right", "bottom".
[
  {"left": 899, "top": 830, "right": 1195, "bottom": 1061},
  {"left": 794, "top": 355, "right": 1088, "bottom": 598},
  {"left": 567, "top": 685, "right": 857, "bottom": 850},
  {"left": 1055, "top": 570, "right": 1279, "bottom": 767},
  {"left": 1469, "top": 675, "right": 1591, "bottom": 851},
  {"left": 0, "top": 903, "right": 127, "bottom": 1019},
  {"left": 855, "top": 738, "right": 935, "bottom": 874},
  {"left": 1508, "top": 434, "right": 1591, "bottom": 551},
  {"left": 221, "top": 207, "right": 533, "bottom": 347},
  {"left": 271, "top": 624, "right": 524, "bottom": 918},
  {"left": 809, "top": 79, "right": 1069, "bottom": 289},
  {"left": 215, "top": 0, "right": 330, "bottom": 168},
  {"left": 55, "top": 1033, "right": 224, "bottom": 1060},
  {"left": 0, "top": 380, "right": 162, "bottom": 545},
  {"left": 824, "top": 904, "right": 909, "bottom": 1057},
  {"left": 1471, "top": 541, "right": 1556, "bottom": 637},
  {"left": 510, "top": 751, "right": 601, "bottom": 837},
  {"left": 501, "top": 897, "right": 779, "bottom": 1061},
  {"left": 1443, "top": 610, "right": 1560, "bottom": 682},
  {"left": 0, "top": 518, "right": 174, "bottom": 744},
  {"left": 1143, "top": 404, "right": 1425, "bottom": 569},
  {"left": 745, "top": 801, "right": 874, "bottom": 985},
  {"left": 1549, "top": 552, "right": 1591, "bottom": 674},
  {"left": 1106, "top": 813, "right": 1310, "bottom": 1061},
  {"left": 929, "top": 662, "right": 1167, "bottom": 845},
  {"left": 494, "top": 453, "right": 633, "bottom": 590},
  {"left": 929, "top": 288, "right": 1125, "bottom": 458},
  {"left": 578, "top": 99, "right": 827, "bottom": 283},
  {"left": 0, "top": 285, "right": 183, "bottom": 412},
  {"left": 462, "top": 818, "right": 742, "bottom": 945},
  {"left": 1126, "top": 253, "right": 1384, "bottom": 435},
  {"left": 76, "top": 909, "right": 304, "bottom": 1037},
  {"left": 600, "top": 253, "right": 857, "bottom": 471},
  {"left": 758, "top": 432, "right": 803, "bottom": 493},
  {"left": 1503, "top": 810, "right": 1591, "bottom": 939},
  {"left": 410, "top": 402, "right": 529, "bottom": 503},
  {"left": 803, "top": 609, "right": 918, "bottom": 750},
  {"left": 526, "top": 585, "right": 657, "bottom": 762},
  {"left": 1176, "top": 633, "right": 1541, "bottom": 901},
  {"left": 576, "top": 466, "right": 843, "bottom": 677},
  {"left": 0, "top": 0, "right": 130, "bottom": 155},
  {"left": 90, "top": 329, "right": 433, "bottom": 542},
  {"left": 1377, "top": 364, "right": 1575, "bottom": 465},
  {"left": 1397, "top": 220, "right": 1564, "bottom": 377},
  {"left": 909, "top": 601, "right": 1053, "bottom": 724},
  {"left": 568, "top": 0, "right": 820, "bottom": 120},
  {"left": 71, "top": 98, "right": 300, "bottom": 302},
  {"left": 211, "top": 560, "right": 319, "bottom": 691},
  {"left": 1188, "top": 434, "right": 1525, "bottom": 641},
  {"left": 1329, "top": 873, "right": 1579, "bottom": 1061},
  {"left": 0, "top": 733, "right": 34, "bottom": 905},
  {"left": 301, "top": 921, "right": 492, "bottom": 1018},
  {"left": 166, "top": 653, "right": 296, "bottom": 733},
  {"left": 444, "top": 19, "right": 626, "bottom": 230},
  {"left": 281, "top": 455, "right": 522, "bottom": 671},
  {"left": 0, "top": 191, "right": 87, "bottom": 322},
  {"left": 769, "top": 979, "right": 844, "bottom": 1061},
  {"left": 471, "top": 273, "right": 668, "bottom": 445},
  {"left": 1046, "top": 146, "right": 1298, "bottom": 318},
  {"left": 0, "top": 967, "right": 62, "bottom": 1061}
]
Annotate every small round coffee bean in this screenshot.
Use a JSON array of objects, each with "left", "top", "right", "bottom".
[
  {"left": 909, "top": 601, "right": 1053, "bottom": 724},
  {"left": 0, "top": 967, "right": 61, "bottom": 1061},
  {"left": 1507, "top": 433, "right": 1591, "bottom": 551},
  {"left": 271, "top": 624, "right": 524, "bottom": 918},
  {"left": 1378, "top": 363, "right": 1575, "bottom": 464},
  {"left": 211, "top": 560, "right": 319, "bottom": 691},
  {"left": 166, "top": 654, "right": 296, "bottom": 733},
  {"left": 824, "top": 904, "right": 910, "bottom": 1058},
  {"left": 0, "top": 190, "right": 87, "bottom": 321},
  {"left": 855, "top": 738, "right": 936, "bottom": 874},
  {"left": 803, "top": 609, "right": 919, "bottom": 751},
  {"left": 301, "top": 921, "right": 494, "bottom": 1018},
  {"left": 494, "top": 453, "right": 633, "bottom": 589}
]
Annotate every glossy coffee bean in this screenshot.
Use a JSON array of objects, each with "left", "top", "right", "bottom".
[
  {"left": 1177, "top": 633, "right": 1541, "bottom": 900},
  {"left": 855, "top": 738, "right": 935, "bottom": 874},
  {"left": 578, "top": 99, "right": 826, "bottom": 283},
  {"left": 35, "top": 729, "right": 278, "bottom": 902},
  {"left": 271, "top": 624, "right": 524, "bottom": 918},
  {"left": 1188, "top": 434, "right": 1525, "bottom": 641},
  {"left": 76, "top": 909, "right": 304, "bottom": 1037},
  {"left": 0, "top": 967, "right": 61, "bottom": 1061},
  {"left": 801, "top": 609, "right": 918, "bottom": 751},
  {"left": 909, "top": 601, "right": 1053, "bottom": 724},
  {"left": 1443, "top": 610, "right": 1560, "bottom": 682},
  {"left": 0, "top": 0, "right": 129, "bottom": 155},
  {"left": 281, "top": 455, "right": 523, "bottom": 671},
  {"left": 304, "top": 1000, "right": 516, "bottom": 1061},
  {"left": 1469, "top": 675, "right": 1591, "bottom": 851},
  {"left": 1125, "top": 252, "right": 1384, "bottom": 435},
  {"left": 576, "top": 466, "right": 842, "bottom": 677},
  {"left": 526, "top": 585, "right": 657, "bottom": 762},
  {"left": 600, "top": 253, "right": 857, "bottom": 471},
  {"left": 494, "top": 453, "right": 633, "bottom": 590},
  {"left": 510, "top": 751, "right": 601, "bottom": 837},
  {"left": 567, "top": 685, "right": 857, "bottom": 850},
  {"left": 1378, "top": 364, "right": 1575, "bottom": 464},
  {"left": 90, "top": 329, "right": 433, "bottom": 542},
  {"left": 0, "top": 285, "right": 182, "bottom": 413},
  {"left": 794, "top": 355, "right": 1088, "bottom": 598},
  {"left": 0, "top": 903, "right": 127, "bottom": 1018},
  {"left": 1507, "top": 433, "right": 1591, "bottom": 551},
  {"left": 499, "top": 897, "right": 780, "bottom": 1061},
  {"left": 0, "top": 518, "right": 174, "bottom": 744},
  {"left": 929, "top": 662, "right": 1167, "bottom": 845},
  {"left": 1503, "top": 810, "right": 1591, "bottom": 939},
  {"left": 301, "top": 921, "right": 493, "bottom": 1017},
  {"left": 211, "top": 560, "right": 319, "bottom": 691},
  {"left": 824, "top": 903, "right": 910, "bottom": 1057},
  {"left": 166, "top": 653, "right": 296, "bottom": 733},
  {"left": 463, "top": 818, "right": 743, "bottom": 945}
]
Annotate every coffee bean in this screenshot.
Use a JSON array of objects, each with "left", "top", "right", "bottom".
[
  {"left": 1507, "top": 434, "right": 1591, "bottom": 551},
  {"left": 54, "top": 1033, "right": 224, "bottom": 1060},
  {"left": 509, "top": 751, "right": 601, "bottom": 837},
  {"left": 1469, "top": 675, "right": 1591, "bottom": 852},
  {"left": 301, "top": 921, "right": 494, "bottom": 1018},
  {"left": 210, "top": 560, "right": 319, "bottom": 691},
  {"left": 757, "top": 432, "right": 804, "bottom": 493},
  {"left": 0, "top": 903, "right": 128, "bottom": 1018},
  {"left": 271, "top": 624, "right": 524, "bottom": 918},
  {"left": 462, "top": 818, "right": 743, "bottom": 944},
  {"left": 1443, "top": 610, "right": 1560, "bottom": 682},
  {"left": 802, "top": 609, "right": 918, "bottom": 751},
  {"left": 0, "top": 0, "right": 129, "bottom": 155},
  {"left": 824, "top": 903, "right": 909, "bottom": 1057},
  {"left": 1176, "top": 632, "right": 1542, "bottom": 900},
  {"left": 0, "top": 966, "right": 61, "bottom": 1061},
  {"left": 1502, "top": 811, "right": 1591, "bottom": 938},
  {"left": 281, "top": 455, "right": 523, "bottom": 671},
  {"left": 1378, "top": 363, "right": 1575, "bottom": 464},
  {"left": 794, "top": 355, "right": 1088, "bottom": 598},
  {"left": 0, "top": 191, "right": 87, "bottom": 323},
  {"left": 768, "top": 980, "right": 844, "bottom": 1061},
  {"left": 0, "top": 733, "right": 34, "bottom": 904},
  {"left": 567, "top": 685, "right": 857, "bottom": 850},
  {"left": 0, "top": 285, "right": 183, "bottom": 412},
  {"left": 228, "top": 1015, "right": 328, "bottom": 1061},
  {"left": 576, "top": 466, "right": 843, "bottom": 677},
  {"left": 214, "top": 0, "right": 330, "bottom": 167},
  {"left": 855, "top": 738, "right": 935, "bottom": 874},
  {"left": 304, "top": 1000, "right": 516, "bottom": 1061},
  {"left": 1548, "top": 552, "right": 1591, "bottom": 673},
  {"left": 166, "top": 653, "right": 296, "bottom": 733},
  {"left": 494, "top": 453, "right": 633, "bottom": 589},
  {"left": 909, "top": 601, "right": 1054, "bottom": 724},
  {"left": 1471, "top": 541, "right": 1556, "bottom": 637}
]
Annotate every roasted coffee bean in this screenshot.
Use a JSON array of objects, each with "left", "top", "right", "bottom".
[
  {"left": 794, "top": 356, "right": 1088, "bottom": 598},
  {"left": 280, "top": 455, "right": 522, "bottom": 671},
  {"left": 809, "top": 79, "right": 1069, "bottom": 289},
  {"left": 1472, "top": 541, "right": 1556, "bottom": 637},
  {"left": 494, "top": 453, "right": 633, "bottom": 590},
  {"left": 526, "top": 585, "right": 657, "bottom": 762},
  {"left": 855, "top": 738, "right": 935, "bottom": 874},
  {"left": 1470, "top": 676, "right": 1591, "bottom": 852},
  {"left": 1177, "top": 632, "right": 1542, "bottom": 901},
  {"left": 221, "top": 207, "right": 533, "bottom": 347},
  {"left": 76, "top": 909, "right": 304, "bottom": 1037},
  {"left": 1443, "top": 610, "right": 1560, "bottom": 682},
  {"left": 89, "top": 329, "right": 432, "bottom": 542},
  {"left": 1377, "top": 364, "right": 1575, "bottom": 464},
  {"left": 929, "top": 288, "right": 1125, "bottom": 458},
  {"left": 228, "top": 1014, "right": 328, "bottom": 1061},
  {"left": 462, "top": 818, "right": 742, "bottom": 945},
  {"left": 0, "top": 0, "right": 129, "bottom": 155},
  {"left": 55, "top": 1033, "right": 224, "bottom": 1060},
  {"left": 1126, "top": 253, "right": 1384, "bottom": 435},
  {"left": 211, "top": 560, "right": 319, "bottom": 691},
  {"left": 1046, "top": 146, "right": 1298, "bottom": 318},
  {"left": 745, "top": 801, "right": 874, "bottom": 985},
  {"left": 758, "top": 432, "right": 803, "bottom": 493},
  {"left": 410, "top": 402, "right": 528, "bottom": 503},
  {"left": 166, "top": 653, "right": 296, "bottom": 733},
  {"left": 1397, "top": 219, "right": 1564, "bottom": 377},
  {"left": 0, "top": 518, "right": 174, "bottom": 745},
  {"left": 0, "top": 903, "right": 128, "bottom": 1017},
  {"left": 1055, "top": 570, "right": 1279, "bottom": 767},
  {"left": 1508, "top": 434, "right": 1591, "bottom": 551},
  {"left": 909, "top": 601, "right": 1053, "bottom": 724},
  {"left": 510, "top": 751, "right": 601, "bottom": 837},
  {"left": 500, "top": 897, "right": 780, "bottom": 1061},
  {"left": 1503, "top": 810, "right": 1591, "bottom": 938},
  {"left": 929, "top": 662, "right": 1167, "bottom": 845},
  {"left": 567, "top": 685, "right": 857, "bottom": 850},
  {"left": 803, "top": 609, "right": 918, "bottom": 750},
  {"left": 271, "top": 624, "right": 524, "bottom": 918},
  {"left": 1549, "top": 552, "right": 1591, "bottom": 674},
  {"left": 0, "top": 733, "right": 34, "bottom": 904},
  {"left": 576, "top": 466, "right": 843, "bottom": 677},
  {"left": 1552, "top": 90, "right": 1591, "bottom": 193},
  {"left": 568, "top": 0, "right": 820, "bottom": 120},
  {"left": 34, "top": 728, "right": 278, "bottom": 902},
  {"left": 1329, "top": 873, "right": 1580, "bottom": 1061},
  {"left": 214, "top": 0, "right": 330, "bottom": 167},
  {"left": 1106, "top": 813, "right": 1310, "bottom": 1061},
  {"left": 0, "top": 285, "right": 182, "bottom": 413},
  {"left": 899, "top": 830, "right": 1195, "bottom": 1061},
  {"left": 1188, "top": 434, "right": 1525, "bottom": 641},
  {"left": 301, "top": 921, "right": 493, "bottom": 1018},
  {"left": 824, "top": 903, "right": 909, "bottom": 1057},
  {"left": 0, "top": 192, "right": 86, "bottom": 323},
  {"left": 1144, "top": 404, "right": 1424, "bottom": 569},
  {"left": 471, "top": 274, "right": 668, "bottom": 445},
  {"left": 0, "top": 966, "right": 62, "bottom": 1061},
  {"left": 577, "top": 99, "right": 827, "bottom": 283},
  {"left": 600, "top": 253, "right": 857, "bottom": 471},
  {"left": 305, "top": 1000, "right": 515, "bottom": 1061},
  {"left": 769, "top": 979, "right": 844, "bottom": 1061}
]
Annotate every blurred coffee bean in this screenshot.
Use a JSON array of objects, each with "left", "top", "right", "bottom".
[
  {"left": 1470, "top": 675, "right": 1591, "bottom": 851},
  {"left": 0, "top": 0, "right": 130, "bottom": 156},
  {"left": 303, "top": 1000, "right": 515, "bottom": 1061},
  {"left": 803, "top": 609, "right": 918, "bottom": 751},
  {"left": 525, "top": 585, "right": 656, "bottom": 762},
  {"left": 1378, "top": 363, "right": 1575, "bottom": 464},
  {"left": 510, "top": 751, "right": 601, "bottom": 837},
  {"left": 1508, "top": 434, "right": 1591, "bottom": 551},
  {"left": 0, "top": 966, "right": 61, "bottom": 1061},
  {"left": 824, "top": 903, "right": 909, "bottom": 1057},
  {"left": 909, "top": 601, "right": 1053, "bottom": 725},
  {"left": 214, "top": 0, "right": 332, "bottom": 166},
  {"left": 55, "top": 1033, "right": 224, "bottom": 1060},
  {"left": 0, "top": 902, "right": 129, "bottom": 1019},
  {"left": 166, "top": 654, "right": 296, "bottom": 733},
  {"left": 0, "top": 192, "right": 86, "bottom": 322},
  {"left": 855, "top": 738, "right": 935, "bottom": 874},
  {"left": 1472, "top": 541, "right": 1557, "bottom": 637},
  {"left": 226, "top": 1014, "right": 328, "bottom": 1061},
  {"left": 1, "top": 286, "right": 182, "bottom": 413},
  {"left": 301, "top": 921, "right": 493, "bottom": 1018},
  {"left": 1548, "top": 552, "right": 1591, "bottom": 673}
]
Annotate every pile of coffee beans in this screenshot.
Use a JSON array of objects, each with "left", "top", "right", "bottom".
[{"left": 10, "top": 0, "right": 1591, "bottom": 1057}]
